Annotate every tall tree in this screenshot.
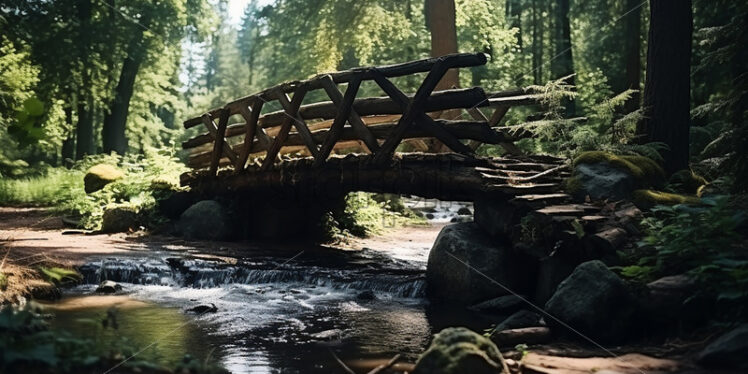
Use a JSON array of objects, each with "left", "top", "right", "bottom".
[
  {"left": 74, "top": 0, "right": 96, "bottom": 159},
  {"left": 425, "top": 0, "right": 459, "bottom": 91},
  {"left": 551, "top": 0, "right": 575, "bottom": 116},
  {"left": 623, "top": 0, "right": 642, "bottom": 114},
  {"left": 640, "top": 0, "right": 693, "bottom": 173}
]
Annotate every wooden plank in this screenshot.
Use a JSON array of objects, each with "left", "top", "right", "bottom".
[
  {"left": 319, "top": 74, "right": 379, "bottom": 153},
  {"left": 275, "top": 89, "right": 320, "bottom": 159},
  {"left": 235, "top": 98, "right": 263, "bottom": 172},
  {"left": 209, "top": 109, "right": 230, "bottom": 176},
  {"left": 261, "top": 86, "right": 308, "bottom": 170},
  {"left": 316, "top": 75, "right": 363, "bottom": 166},
  {"left": 200, "top": 112, "right": 237, "bottom": 164}
]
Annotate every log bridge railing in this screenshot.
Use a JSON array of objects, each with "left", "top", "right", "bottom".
[{"left": 181, "top": 52, "right": 549, "bottom": 182}]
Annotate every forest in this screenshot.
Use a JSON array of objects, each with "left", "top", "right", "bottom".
[{"left": 0, "top": 0, "right": 746, "bottom": 373}]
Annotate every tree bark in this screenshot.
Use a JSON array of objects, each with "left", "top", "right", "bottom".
[
  {"left": 102, "top": 16, "right": 151, "bottom": 154},
  {"left": 551, "top": 0, "right": 575, "bottom": 116},
  {"left": 640, "top": 0, "right": 692, "bottom": 173},
  {"left": 62, "top": 105, "right": 75, "bottom": 162},
  {"left": 623, "top": 0, "right": 642, "bottom": 114},
  {"left": 426, "top": 0, "right": 459, "bottom": 91},
  {"left": 75, "top": 0, "right": 95, "bottom": 159}
]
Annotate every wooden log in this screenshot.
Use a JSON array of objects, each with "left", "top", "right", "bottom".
[
  {"left": 275, "top": 89, "right": 320, "bottom": 159},
  {"left": 183, "top": 53, "right": 488, "bottom": 128},
  {"left": 187, "top": 121, "right": 517, "bottom": 169},
  {"left": 588, "top": 227, "right": 628, "bottom": 253},
  {"left": 235, "top": 99, "right": 263, "bottom": 172},
  {"left": 209, "top": 109, "right": 230, "bottom": 176},
  {"left": 261, "top": 86, "right": 308, "bottom": 170},
  {"left": 371, "top": 68, "right": 473, "bottom": 162},
  {"left": 491, "top": 327, "right": 552, "bottom": 347},
  {"left": 316, "top": 75, "right": 364, "bottom": 165}
]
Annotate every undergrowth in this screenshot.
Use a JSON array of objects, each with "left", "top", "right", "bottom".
[{"left": 618, "top": 196, "right": 748, "bottom": 314}]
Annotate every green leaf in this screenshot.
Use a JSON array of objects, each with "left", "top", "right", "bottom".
[{"left": 22, "top": 97, "right": 44, "bottom": 117}]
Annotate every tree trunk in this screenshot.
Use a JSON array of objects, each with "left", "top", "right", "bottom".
[
  {"left": 640, "top": 0, "right": 692, "bottom": 173},
  {"left": 551, "top": 0, "right": 575, "bottom": 116},
  {"left": 624, "top": 0, "right": 642, "bottom": 114},
  {"left": 531, "top": 0, "right": 540, "bottom": 84},
  {"left": 61, "top": 105, "right": 75, "bottom": 162},
  {"left": 507, "top": 0, "right": 523, "bottom": 52},
  {"left": 102, "top": 16, "right": 150, "bottom": 154},
  {"left": 426, "top": 0, "right": 459, "bottom": 91},
  {"left": 75, "top": 100, "right": 95, "bottom": 158},
  {"left": 75, "top": 0, "right": 95, "bottom": 159}
]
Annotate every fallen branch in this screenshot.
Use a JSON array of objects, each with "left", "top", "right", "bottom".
[{"left": 367, "top": 354, "right": 401, "bottom": 374}]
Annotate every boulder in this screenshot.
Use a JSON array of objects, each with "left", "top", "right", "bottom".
[
  {"left": 84, "top": 164, "right": 124, "bottom": 193},
  {"left": 101, "top": 204, "right": 140, "bottom": 233},
  {"left": 468, "top": 295, "right": 526, "bottom": 315},
  {"left": 570, "top": 162, "right": 635, "bottom": 201},
  {"left": 178, "top": 200, "right": 233, "bottom": 240},
  {"left": 697, "top": 325, "right": 748, "bottom": 369},
  {"left": 96, "top": 280, "right": 123, "bottom": 294},
  {"left": 426, "top": 223, "right": 536, "bottom": 305},
  {"left": 185, "top": 303, "right": 218, "bottom": 314},
  {"left": 474, "top": 198, "right": 525, "bottom": 238},
  {"left": 30, "top": 282, "right": 62, "bottom": 301},
  {"left": 413, "top": 327, "right": 509, "bottom": 374},
  {"left": 493, "top": 310, "right": 543, "bottom": 333},
  {"left": 356, "top": 290, "right": 376, "bottom": 301},
  {"left": 457, "top": 207, "right": 472, "bottom": 216},
  {"left": 544, "top": 260, "right": 635, "bottom": 343}
]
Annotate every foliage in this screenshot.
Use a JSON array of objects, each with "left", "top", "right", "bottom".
[
  {"left": 0, "top": 305, "right": 227, "bottom": 373},
  {"left": 37, "top": 267, "right": 82, "bottom": 286},
  {"left": 0, "top": 168, "right": 84, "bottom": 206},
  {"left": 620, "top": 196, "right": 748, "bottom": 307}
]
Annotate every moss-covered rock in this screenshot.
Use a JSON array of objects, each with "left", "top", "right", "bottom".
[
  {"left": 632, "top": 189, "right": 701, "bottom": 209},
  {"left": 101, "top": 204, "right": 140, "bottom": 233},
  {"left": 573, "top": 151, "right": 665, "bottom": 187},
  {"left": 668, "top": 169, "right": 707, "bottom": 194},
  {"left": 84, "top": 164, "right": 125, "bottom": 193},
  {"left": 413, "top": 327, "right": 509, "bottom": 374},
  {"left": 178, "top": 200, "right": 233, "bottom": 240}
]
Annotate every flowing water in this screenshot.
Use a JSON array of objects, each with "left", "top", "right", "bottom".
[{"left": 41, "top": 240, "right": 488, "bottom": 373}]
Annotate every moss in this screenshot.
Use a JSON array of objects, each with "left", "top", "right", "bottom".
[
  {"left": 563, "top": 176, "right": 583, "bottom": 194},
  {"left": 84, "top": 164, "right": 124, "bottom": 193},
  {"left": 573, "top": 151, "right": 665, "bottom": 187},
  {"left": 413, "top": 327, "right": 506, "bottom": 374},
  {"left": 668, "top": 169, "right": 708, "bottom": 194},
  {"left": 632, "top": 189, "right": 702, "bottom": 209},
  {"left": 100, "top": 203, "right": 141, "bottom": 233}
]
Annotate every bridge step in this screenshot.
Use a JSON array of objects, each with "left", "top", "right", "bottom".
[{"left": 534, "top": 204, "right": 600, "bottom": 217}]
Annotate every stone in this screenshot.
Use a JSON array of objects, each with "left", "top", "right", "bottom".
[
  {"left": 697, "top": 324, "right": 748, "bottom": 369},
  {"left": 544, "top": 260, "right": 635, "bottom": 343},
  {"left": 571, "top": 162, "right": 635, "bottom": 200},
  {"left": 158, "top": 191, "right": 198, "bottom": 219},
  {"left": 413, "top": 327, "right": 509, "bottom": 374},
  {"left": 101, "top": 204, "right": 140, "bottom": 233},
  {"left": 186, "top": 303, "right": 218, "bottom": 314},
  {"left": 30, "top": 282, "right": 62, "bottom": 301},
  {"left": 493, "top": 310, "right": 543, "bottom": 333},
  {"left": 491, "top": 327, "right": 551, "bottom": 347},
  {"left": 474, "top": 198, "right": 525, "bottom": 238},
  {"left": 533, "top": 255, "right": 576, "bottom": 305},
  {"left": 96, "top": 280, "right": 123, "bottom": 294},
  {"left": 468, "top": 295, "right": 526, "bottom": 315},
  {"left": 178, "top": 200, "right": 233, "bottom": 240},
  {"left": 84, "top": 164, "right": 124, "bottom": 193},
  {"left": 457, "top": 207, "right": 472, "bottom": 215},
  {"left": 426, "top": 223, "right": 536, "bottom": 305},
  {"left": 646, "top": 274, "right": 696, "bottom": 313},
  {"left": 356, "top": 290, "right": 376, "bottom": 301}
]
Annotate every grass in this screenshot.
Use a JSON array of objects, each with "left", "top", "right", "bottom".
[{"left": 0, "top": 169, "right": 84, "bottom": 206}]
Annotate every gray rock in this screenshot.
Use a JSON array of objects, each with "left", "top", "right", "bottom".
[
  {"left": 356, "top": 290, "right": 376, "bottom": 301},
  {"left": 468, "top": 295, "right": 526, "bottom": 315},
  {"left": 413, "top": 327, "right": 509, "bottom": 374},
  {"left": 573, "top": 162, "right": 635, "bottom": 200},
  {"left": 96, "top": 280, "right": 123, "bottom": 294},
  {"left": 457, "top": 207, "right": 472, "bottom": 215},
  {"left": 697, "top": 324, "right": 748, "bottom": 369},
  {"left": 474, "top": 198, "right": 524, "bottom": 238},
  {"left": 186, "top": 303, "right": 218, "bottom": 314},
  {"left": 544, "top": 260, "right": 635, "bottom": 343},
  {"left": 101, "top": 204, "right": 140, "bottom": 233},
  {"left": 426, "top": 223, "right": 535, "bottom": 305},
  {"left": 178, "top": 200, "right": 233, "bottom": 240},
  {"left": 493, "top": 310, "right": 543, "bottom": 333}
]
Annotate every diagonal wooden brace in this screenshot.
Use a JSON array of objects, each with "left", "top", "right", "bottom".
[
  {"left": 315, "top": 75, "right": 364, "bottom": 166},
  {"left": 371, "top": 69, "right": 473, "bottom": 162},
  {"left": 261, "top": 86, "right": 308, "bottom": 171},
  {"left": 275, "top": 88, "right": 320, "bottom": 159},
  {"left": 319, "top": 74, "right": 379, "bottom": 154},
  {"left": 235, "top": 97, "right": 264, "bottom": 172},
  {"left": 206, "top": 109, "right": 234, "bottom": 176}
]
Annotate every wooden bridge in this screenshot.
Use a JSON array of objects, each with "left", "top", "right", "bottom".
[{"left": 180, "top": 53, "right": 569, "bottom": 202}]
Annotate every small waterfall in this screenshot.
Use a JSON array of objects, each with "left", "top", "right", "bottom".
[{"left": 77, "top": 256, "right": 426, "bottom": 298}]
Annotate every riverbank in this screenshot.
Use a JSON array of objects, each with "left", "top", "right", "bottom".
[{"left": 0, "top": 206, "right": 741, "bottom": 374}]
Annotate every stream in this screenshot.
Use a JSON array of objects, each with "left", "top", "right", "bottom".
[{"left": 39, "top": 222, "right": 487, "bottom": 373}]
